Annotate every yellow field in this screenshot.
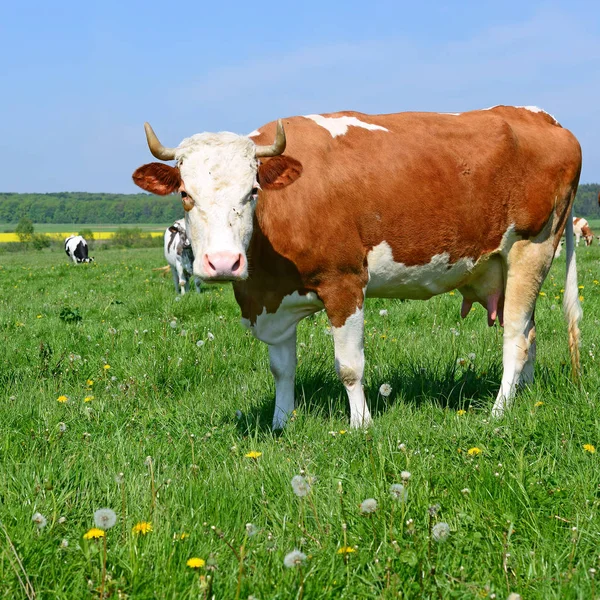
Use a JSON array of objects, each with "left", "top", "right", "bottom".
[{"left": 0, "top": 232, "right": 164, "bottom": 242}]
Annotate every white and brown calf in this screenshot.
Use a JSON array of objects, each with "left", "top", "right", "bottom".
[{"left": 164, "top": 219, "right": 201, "bottom": 295}]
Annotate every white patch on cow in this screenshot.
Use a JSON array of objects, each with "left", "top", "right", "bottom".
[
  {"left": 439, "top": 112, "right": 461, "bottom": 116},
  {"left": 304, "top": 114, "right": 389, "bottom": 138},
  {"left": 175, "top": 133, "right": 258, "bottom": 278},
  {"left": 241, "top": 291, "right": 323, "bottom": 346},
  {"left": 366, "top": 242, "right": 475, "bottom": 299},
  {"left": 247, "top": 129, "right": 261, "bottom": 138},
  {"left": 516, "top": 105, "right": 558, "bottom": 123}
]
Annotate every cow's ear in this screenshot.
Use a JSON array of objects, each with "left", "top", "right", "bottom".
[
  {"left": 168, "top": 226, "right": 178, "bottom": 233},
  {"left": 257, "top": 156, "right": 303, "bottom": 190},
  {"left": 132, "top": 163, "right": 181, "bottom": 195}
]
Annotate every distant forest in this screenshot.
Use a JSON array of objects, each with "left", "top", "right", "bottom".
[{"left": 0, "top": 184, "right": 599, "bottom": 225}]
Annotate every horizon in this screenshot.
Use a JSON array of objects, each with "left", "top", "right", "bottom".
[{"left": 2, "top": 0, "right": 599, "bottom": 192}]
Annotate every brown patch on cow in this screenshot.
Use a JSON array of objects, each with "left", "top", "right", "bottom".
[
  {"left": 234, "top": 106, "right": 581, "bottom": 328},
  {"left": 132, "top": 163, "right": 181, "bottom": 195},
  {"left": 258, "top": 156, "right": 303, "bottom": 190}
]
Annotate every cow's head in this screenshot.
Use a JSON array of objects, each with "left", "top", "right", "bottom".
[
  {"left": 133, "top": 121, "right": 301, "bottom": 281},
  {"left": 582, "top": 226, "right": 595, "bottom": 246}
]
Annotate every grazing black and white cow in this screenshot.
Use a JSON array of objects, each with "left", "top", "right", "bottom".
[
  {"left": 164, "top": 219, "right": 201, "bottom": 294},
  {"left": 64, "top": 235, "right": 94, "bottom": 263}
]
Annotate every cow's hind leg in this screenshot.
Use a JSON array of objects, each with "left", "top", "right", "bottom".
[{"left": 492, "top": 237, "right": 554, "bottom": 417}]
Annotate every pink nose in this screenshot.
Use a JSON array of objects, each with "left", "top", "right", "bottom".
[{"left": 203, "top": 252, "right": 245, "bottom": 278}]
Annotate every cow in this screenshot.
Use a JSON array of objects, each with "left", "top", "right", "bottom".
[
  {"left": 164, "top": 219, "right": 201, "bottom": 294},
  {"left": 132, "top": 105, "right": 582, "bottom": 430},
  {"left": 572, "top": 217, "right": 594, "bottom": 246},
  {"left": 64, "top": 235, "right": 94, "bottom": 264}
]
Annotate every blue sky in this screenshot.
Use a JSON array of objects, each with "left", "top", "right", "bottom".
[{"left": 1, "top": 0, "right": 599, "bottom": 192}]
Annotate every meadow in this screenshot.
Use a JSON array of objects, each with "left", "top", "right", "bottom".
[{"left": 1, "top": 244, "right": 600, "bottom": 599}]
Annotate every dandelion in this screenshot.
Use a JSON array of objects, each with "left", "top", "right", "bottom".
[
  {"left": 84, "top": 396, "right": 94, "bottom": 402},
  {"left": 428, "top": 504, "right": 441, "bottom": 516},
  {"left": 169, "top": 320, "right": 177, "bottom": 328},
  {"left": 468, "top": 352, "right": 476, "bottom": 361},
  {"left": 534, "top": 401, "right": 543, "bottom": 407},
  {"left": 390, "top": 484, "right": 408, "bottom": 502},
  {"left": 187, "top": 557, "right": 205, "bottom": 569},
  {"left": 207, "top": 331, "right": 215, "bottom": 341},
  {"left": 58, "top": 516, "right": 67, "bottom": 524},
  {"left": 108, "top": 327, "right": 117, "bottom": 335},
  {"left": 583, "top": 444, "right": 596, "bottom": 454},
  {"left": 400, "top": 470, "right": 411, "bottom": 481},
  {"left": 379, "top": 383, "right": 392, "bottom": 397},
  {"left": 57, "top": 395, "right": 68, "bottom": 403},
  {"left": 94, "top": 508, "right": 117, "bottom": 530},
  {"left": 432, "top": 522, "right": 450, "bottom": 542},
  {"left": 450, "top": 327, "right": 460, "bottom": 336},
  {"left": 283, "top": 549, "right": 307, "bottom": 568},
  {"left": 457, "top": 409, "right": 466, "bottom": 416},
  {"left": 337, "top": 546, "right": 356, "bottom": 554},
  {"left": 461, "top": 488, "right": 470, "bottom": 494},
  {"left": 580, "top": 295, "right": 584, "bottom": 302},
  {"left": 245, "top": 523, "right": 259, "bottom": 537},
  {"left": 144, "top": 456, "right": 153, "bottom": 467},
  {"left": 86, "top": 379, "right": 94, "bottom": 387},
  {"left": 507, "top": 594, "right": 522, "bottom": 600},
  {"left": 379, "top": 309, "right": 388, "bottom": 316},
  {"left": 32, "top": 512, "right": 47, "bottom": 530},
  {"left": 398, "top": 443, "right": 406, "bottom": 451},
  {"left": 196, "top": 340, "right": 205, "bottom": 347},
  {"left": 245, "top": 451, "right": 262, "bottom": 459},
  {"left": 115, "top": 472, "right": 124, "bottom": 484},
  {"left": 456, "top": 357, "right": 467, "bottom": 367},
  {"left": 103, "top": 364, "right": 110, "bottom": 370},
  {"left": 58, "top": 422, "right": 67, "bottom": 433},
  {"left": 539, "top": 291, "right": 546, "bottom": 297},
  {"left": 83, "top": 528, "right": 105, "bottom": 540},
  {"left": 360, "top": 498, "right": 378, "bottom": 514},
  {"left": 291, "top": 475, "right": 311, "bottom": 497},
  {"left": 132, "top": 522, "right": 152, "bottom": 535},
  {"left": 467, "top": 447, "right": 482, "bottom": 456},
  {"left": 60, "top": 539, "right": 69, "bottom": 548}
]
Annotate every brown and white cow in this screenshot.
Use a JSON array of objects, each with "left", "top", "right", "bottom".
[
  {"left": 133, "top": 106, "right": 582, "bottom": 429},
  {"left": 573, "top": 216, "right": 594, "bottom": 246}
]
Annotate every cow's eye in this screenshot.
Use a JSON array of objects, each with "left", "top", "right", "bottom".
[
  {"left": 251, "top": 187, "right": 258, "bottom": 195},
  {"left": 181, "top": 191, "right": 188, "bottom": 198}
]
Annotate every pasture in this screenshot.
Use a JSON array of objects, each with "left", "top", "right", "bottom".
[{"left": 1, "top": 245, "right": 600, "bottom": 599}]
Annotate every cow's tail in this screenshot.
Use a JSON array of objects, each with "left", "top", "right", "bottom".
[{"left": 563, "top": 208, "right": 582, "bottom": 379}]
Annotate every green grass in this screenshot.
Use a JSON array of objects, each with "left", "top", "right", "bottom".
[{"left": 1, "top": 246, "right": 600, "bottom": 599}]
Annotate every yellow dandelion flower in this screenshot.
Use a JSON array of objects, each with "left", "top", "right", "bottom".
[
  {"left": 339, "top": 430, "right": 347, "bottom": 434},
  {"left": 83, "top": 528, "right": 105, "bottom": 540},
  {"left": 467, "top": 447, "right": 482, "bottom": 456},
  {"left": 457, "top": 409, "right": 466, "bottom": 416},
  {"left": 187, "top": 557, "right": 205, "bottom": 568},
  {"left": 594, "top": 280, "right": 599, "bottom": 285},
  {"left": 84, "top": 396, "right": 94, "bottom": 402},
  {"left": 448, "top": 291, "right": 455, "bottom": 296},
  {"left": 132, "top": 521, "right": 152, "bottom": 535},
  {"left": 103, "top": 364, "right": 111, "bottom": 370},
  {"left": 57, "top": 395, "right": 68, "bottom": 403},
  {"left": 337, "top": 546, "right": 356, "bottom": 554},
  {"left": 245, "top": 451, "right": 262, "bottom": 459},
  {"left": 579, "top": 285, "right": 584, "bottom": 290},
  {"left": 538, "top": 291, "right": 546, "bottom": 297},
  {"left": 86, "top": 379, "right": 94, "bottom": 387},
  {"left": 579, "top": 295, "right": 584, "bottom": 302},
  {"left": 178, "top": 532, "right": 189, "bottom": 540},
  {"left": 534, "top": 401, "right": 543, "bottom": 407},
  {"left": 36, "top": 315, "right": 42, "bottom": 319},
  {"left": 583, "top": 444, "right": 596, "bottom": 454}
]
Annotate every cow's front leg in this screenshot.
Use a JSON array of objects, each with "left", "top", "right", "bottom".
[
  {"left": 330, "top": 306, "right": 372, "bottom": 428},
  {"left": 269, "top": 329, "right": 297, "bottom": 430}
]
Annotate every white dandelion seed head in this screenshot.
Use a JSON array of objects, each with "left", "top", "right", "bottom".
[
  {"left": 379, "top": 309, "right": 388, "bottom": 317},
  {"left": 169, "top": 320, "right": 177, "bottom": 329},
  {"left": 432, "top": 522, "right": 450, "bottom": 542},
  {"left": 245, "top": 523, "right": 259, "bottom": 537},
  {"left": 32, "top": 512, "right": 47, "bottom": 529},
  {"left": 291, "top": 475, "right": 311, "bottom": 498},
  {"left": 58, "top": 422, "right": 67, "bottom": 433},
  {"left": 468, "top": 352, "right": 476, "bottom": 361},
  {"left": 360, "top": 498, "right": 378, "bottom": 514},
  {"left": 379, "top": 383, "right": 392, "bottom": 397},
  {"left": 283, "top": 549, "right": 306, "bottom": 568},
  {"left": 461, "top": 488, "right": 470, "bottom": 494},
  {"left": 108, "top": 327, "right": 117, "bottom": 335},
  {"left": 144, "top": 456, "right": 153, "bottom": 467},
  {"left": 398, "top": 443, "right": 407, "bottom": 451},
  {"left": 60, "top": 539, "right": 69, "bottom": 548},
  {"left": 390, "top": 484, "right": 408, "bottom": 502},
  {"left": 58, "top": 516, "right": 67, "bottom": 524},
  {"left": 401, "top": 470, "right": 411, "bottom": 481},
  {"left": 507, "top": 594, "right": 522, "bottom": 600},
  {"left": 207, "top": 332, "right": 215, "bottom": 341},
  {"left": 196, "top": 340, "right": 205, "bottom": 347},
  {"left": 94, "top": 508, "right": 117, "bottom": 530}
]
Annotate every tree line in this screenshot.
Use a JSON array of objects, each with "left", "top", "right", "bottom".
[{"left": 0, "top": 184, "right": 599, "bottom": 225}]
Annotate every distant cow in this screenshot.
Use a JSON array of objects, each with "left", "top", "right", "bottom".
[
  {"left": 164, "top": 219, "right": 200, "bottom": 294},
  {"left": 573, "top": 217, "right": 594, "bottom": 246},
  {"left": 64, "top": 235, "right": 94, "bottom": 263},
  {"left": 133, "top": 105, "right": 582, "bottom": 429}
]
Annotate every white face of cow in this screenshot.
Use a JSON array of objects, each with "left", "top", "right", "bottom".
[{"left": 176, "top": 133, "right": 258, "bottom": 280}]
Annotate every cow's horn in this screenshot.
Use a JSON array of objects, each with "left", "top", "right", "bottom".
[
  {"left": 254, "top": 119, "right": 286, "bottom": 158},
  {"left": 144, "top": 122, "right": 177, "bottom": 161}
]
